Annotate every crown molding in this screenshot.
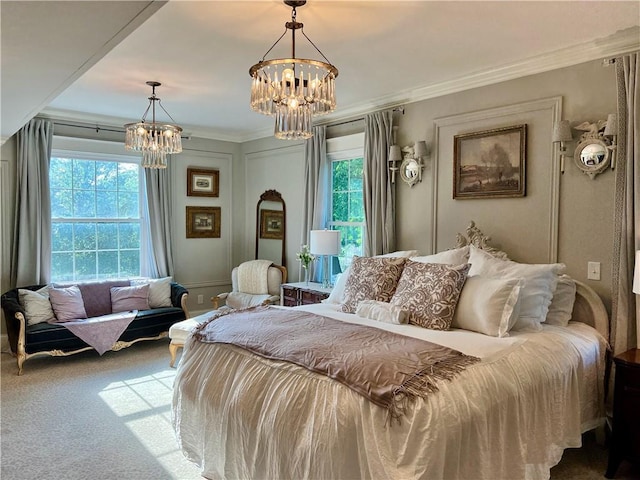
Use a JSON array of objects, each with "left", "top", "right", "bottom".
[
  {"left": 41, "top": 27, "right": 639, "bottom": 145},
  {"left": 327, "top": 27, "right": 640, "bottom": 126}
]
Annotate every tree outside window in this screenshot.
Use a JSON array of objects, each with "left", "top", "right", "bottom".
[
  {"left": 50, "top": 156, "right": 142, "bottom": 282},
  {"left": 329, "top": 156, "right": 365, "bottom": 272}
]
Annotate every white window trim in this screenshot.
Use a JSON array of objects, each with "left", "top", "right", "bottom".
[{"left": 50, "top": 136, "right": 148, "bottom": 281}]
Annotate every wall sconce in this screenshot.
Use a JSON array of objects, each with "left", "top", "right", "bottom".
[
  {"left": 389, "top": 144, "right": 402, "bottom": 184},
  {"left": 552, "top": 120, "right": 573, "bottom": 174},
  {"left": 388, "top": 137, "right": 428, "bottom": 187},
  {"left": 551, "top": 114, "right": 617, "bottom": 180}
]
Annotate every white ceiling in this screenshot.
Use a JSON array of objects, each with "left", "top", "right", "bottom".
[{"left": 3, "top": 1, "right": 640, "bottom": 144}]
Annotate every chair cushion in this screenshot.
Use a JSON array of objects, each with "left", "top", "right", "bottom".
[{"left": 226, "top": 292, "right": 272, "bottom": 310}]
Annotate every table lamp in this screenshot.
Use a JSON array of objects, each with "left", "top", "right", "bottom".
[{"left": 310, "top": 230, "right": 341, "bottom": 288}]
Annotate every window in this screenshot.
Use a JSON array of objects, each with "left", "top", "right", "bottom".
[
  {"left": 327, "top": 133, "right": 365, "bottom": 272},
  {"left": 49, "top": 152, "right": 144, "bottom": 282}
]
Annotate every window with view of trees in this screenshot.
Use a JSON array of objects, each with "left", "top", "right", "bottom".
[
  {"left": 329, "top": 156, "right": 365, "bottom": 271},
  {"left": 49, "top": 155, "right": 143, "bottom": 282}
]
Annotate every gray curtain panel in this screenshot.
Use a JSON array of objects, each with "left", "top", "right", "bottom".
[
  {"left": 144, "top": 166, "right": 174, "bottom": 278},
  {"left": 611, "top": 52, "right": 640, "bottom": 354},
  {"left": 302, "top": 125, "right": 328, "bottom": 282},
  {"left": 11, "top": 118, "right": 53, "bottom": 287},
  {"left": 363, "top": 110, "right": 396, "bottom": 257}
]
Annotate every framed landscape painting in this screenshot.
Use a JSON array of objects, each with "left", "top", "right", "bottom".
[
  {"left": 186, "top": 206, "right": 221, "bottom": 238},
  {"left": 187, "top": 167, "right": 219, "bottom": 197},
  {"left": 453, "top": 124, "right": 527, "bottom": 199}
]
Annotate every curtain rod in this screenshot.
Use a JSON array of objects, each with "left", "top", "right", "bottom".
[
  {"left": 325, "top": 106, "right": 405, "bottom": 129},
  {"left": 52, "top": 121, "right": 190, "bottom": 140},
  {"left": 53, "top": 121, "right": 124, "bottom": 135}
]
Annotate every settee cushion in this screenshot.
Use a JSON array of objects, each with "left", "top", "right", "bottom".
[
  {"left": 131, "top": 277, "right": 172, "bottom": 308},
  {"left": 49, "top": 285, "right": 88, "bottom": 322},
  {"left": 77, "top": 280, "right": 130, "bottom": 317},
  {"left": 18, "top": 287, "right": 55, "bottom": 326},
  {"left": 111, "top": 285, "right": 150, "bottom": 312}
]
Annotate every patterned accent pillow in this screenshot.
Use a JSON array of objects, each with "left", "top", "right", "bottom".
[
  {"left": 390, "top": 260, "right": 470, "bottom": 330},
  {"left": 341, "top": 256, "right": 407, "bottom": 313}
]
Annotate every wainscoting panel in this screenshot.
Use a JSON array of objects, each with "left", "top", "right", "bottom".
[{"left": 432, "top": 96, "right": 562, "bottom": 263}]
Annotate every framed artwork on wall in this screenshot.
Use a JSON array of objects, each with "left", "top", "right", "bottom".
[
  {"left": 259, "top": 209, "right": 284, "bottom": 240},
  {"left": 186, "top": 206, "right": 221, "bottom": 238},
  {"left": 453, "top": 124, "right": 527, "bottom": 199},
  {"left": 187, "top": 167, "right": 219, "bottom": 197}
]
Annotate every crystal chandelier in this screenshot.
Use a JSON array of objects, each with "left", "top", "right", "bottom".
[
  {"left": 124, "top": 81, "right": 182, "bottom": 168},
  {"left": 249, "top": 0, "right": 338, "bottom": 140}
]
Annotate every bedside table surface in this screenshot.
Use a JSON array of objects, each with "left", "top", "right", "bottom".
[
  {"left": 615, "top": 348, "right": 640, "bottom": 367},
  {"left": 282, "top": 282, "right": 333, "bottom": 294}
]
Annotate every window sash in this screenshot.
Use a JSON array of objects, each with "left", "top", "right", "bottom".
[{"left": 49, "top": 150, "right": 145, "bottom": 282}]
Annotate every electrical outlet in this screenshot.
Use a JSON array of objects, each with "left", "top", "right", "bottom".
[
  {"left": 197, "top": 294, "right": 204, "bottom": 304},
  {"left": 587, "top": 261, "right": 601, "bottom": 281}
]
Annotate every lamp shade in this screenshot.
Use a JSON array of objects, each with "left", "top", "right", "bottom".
[
  {"left": 634, "top": 250, "right": 640, "bottom": 294},
  {"left": 310, "top": 230, "right": 340, "bottom": 256},
  {"left": 414, "top": 140, "right": 428, "bottom": 158},
  {"left": 604, "top": 113, "right": 618, "bottom": 136},
  {"left": 389, "top": 145, "right": 402, "bottom": 162},
  {"left": 552, "top": 120, "right": 572, "bottom": 143}
]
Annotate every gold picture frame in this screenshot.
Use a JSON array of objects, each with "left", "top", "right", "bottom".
[
  {"left": 259, "top": 209, "right": 284, "bottom": 240},
  {"left": 187, "top": 167, "right": 219, "bottom": 197},
  {"left": 453, "top": 124, "right": 527, "bottom": 199},
  {"left": 186, "top": 206, "right": 221, "bottom": 238}
]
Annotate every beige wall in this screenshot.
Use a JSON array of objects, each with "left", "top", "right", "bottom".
[
  {"left": 0, "top": 58, "right": 618, "bottom": 341},
  {"left": 394, "top": 60, "right": 616, "bottom": 310}
]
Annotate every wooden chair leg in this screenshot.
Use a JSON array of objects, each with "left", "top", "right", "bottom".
[{"left": 169, "top": 342, "right": 183, "bottom": 368}]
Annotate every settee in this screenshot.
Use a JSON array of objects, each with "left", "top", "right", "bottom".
[{"left": 1, "top": 278, "right": 189, "bottom": 375}]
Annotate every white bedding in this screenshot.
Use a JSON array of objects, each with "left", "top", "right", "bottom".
[{"left": 172, "top": 303, "right": 607, "bottom": 480}]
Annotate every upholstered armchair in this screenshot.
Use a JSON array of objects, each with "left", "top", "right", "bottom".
[{"left": 212, "top": 260, "right": 287, "bottom": 310}]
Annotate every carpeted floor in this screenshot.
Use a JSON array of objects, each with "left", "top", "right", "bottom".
[{"left": 1, "top": 340, "right": 638, "bottom": 480}]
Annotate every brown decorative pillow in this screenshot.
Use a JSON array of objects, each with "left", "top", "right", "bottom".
[
  {"left": 390, "top": 260, "right": 470, "bottom": 330},
  {"left": 341, "top": 256, "right": 407, "bottom": 313}
]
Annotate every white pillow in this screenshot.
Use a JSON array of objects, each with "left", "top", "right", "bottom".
[
  {"left": 356, "top": 300, "right": 408, "bottom": 325},
  {"left": 131, "top": 277, "right": 172, "bottom": 308},
  {"left": 323, "top": 266, "right": 350, "bottom": 304},
  {"left": 18, "top": 286, "right": 55, "bottom": 326},
  {"left": 468, "top": 245, "right": 565, "bottom": 332},
  {"left": 544, "top": 275, "right": 576, "bottom": 326},
  {"left": 411, "top": 246, "right": 470, "bottom": 265},
  {"left": 451, "top": 276, "right": 522, "bottom": 337}
]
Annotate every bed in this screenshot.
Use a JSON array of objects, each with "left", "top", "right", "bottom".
[{"left": 172, "top": 223, "right": 609, "bottom": 480}]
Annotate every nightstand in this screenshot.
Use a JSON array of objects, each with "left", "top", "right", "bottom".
[
  {"left": 280, "top": 282, "right": 332, "bottom": 306},
  {"left": 606, "top": 348, "right": 640, "bottom": 478}
]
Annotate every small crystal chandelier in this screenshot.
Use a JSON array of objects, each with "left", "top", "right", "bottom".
[
  {"left": 249, "top": 0, "right": 338, "bottom": 140},
  {"left": 124, "top": 81, "right": 182, "bottom": 168}
]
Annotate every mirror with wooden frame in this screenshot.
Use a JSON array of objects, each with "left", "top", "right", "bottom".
[{"left": 255, "top": 190, "right": 286, "bottom": 268}]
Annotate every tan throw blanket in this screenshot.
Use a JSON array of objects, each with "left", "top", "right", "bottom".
[
  {"left": 193, "top": 306, "right": 480, "bottom": 420},
  {"left": 237, "top": 260, "right": 273, "bottom": 294}
]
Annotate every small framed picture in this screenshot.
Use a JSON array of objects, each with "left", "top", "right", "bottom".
[
  {"left": 187, "top": 167, "right": 219, "bottom": 197},
  {"left": 453, "top": 124, "right": 527, "bottom": 199},
  {"left": 186, "top": 206, "right": 221, "bottom": 238},
  {"left": 259, "top": 209, "right": 284, "bottom": 239}
]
